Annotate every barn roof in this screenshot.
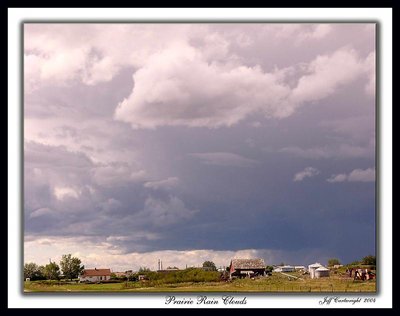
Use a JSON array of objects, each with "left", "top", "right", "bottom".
[
  {"left": 82, "top": 268, "right": 111, "bottom": 276},
  {"left": 230, "top": 258, "right": 266, "bottom": 269}
]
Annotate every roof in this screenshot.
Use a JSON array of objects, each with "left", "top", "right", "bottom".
[
  {"left": 81, "top": 268, "right": 111, "bottom": 277},
  {"left": 230, "top": 258, "right": 266, "bottom": 269},
  {"left": 308, "top": 262, "right": 323, "bottom": 268},
  {"left": 315, "top": 267, "right": 329, "bottom": 271}
]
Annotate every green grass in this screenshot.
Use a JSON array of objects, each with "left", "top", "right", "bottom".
[{"left": 24, "top": 272, "right": 376, "bottom": 293}]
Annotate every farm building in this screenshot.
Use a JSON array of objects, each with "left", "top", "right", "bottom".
[
  {"left": 308, "top": 262, "right": 323, "bottom": 279},
  {"left": 281, "top": 265, "right": 295, "bottom": 272},
  {"left": 295, "top": 266, "right": 306, "bottom": 271},
  {"left": 273, "top": 265, "right": 295, "bottom": 272},
  {"left": 79, "top": 268, "right": 111, "bottom": 282},
  {"left": 314, "top": 266, "right": 330, "bottom": 278},
  {"left": 229, "top": 258, "right": 266, "bottom": 279}
]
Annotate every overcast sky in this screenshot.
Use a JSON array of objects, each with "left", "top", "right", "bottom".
[{"left": 24, "top": 24, "right": 375, "bottom": 271}]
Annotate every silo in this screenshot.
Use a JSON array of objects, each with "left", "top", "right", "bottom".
[
  {"left": 315, "top": 266, "right": 330, "bottom": 278},
  {"left": 308, "top": 262, "right": 323, "bottom": 279}
]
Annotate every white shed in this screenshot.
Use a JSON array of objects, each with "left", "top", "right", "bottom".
[
  {"left": 315, "top": 266, "right": 330, "bottom": 278},
  {"left": 308, "top": 262, "right": 323, "bottom": 279}
]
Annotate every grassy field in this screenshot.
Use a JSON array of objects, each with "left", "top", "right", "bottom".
[{"left": 24, "top": 271, "right": 376, "bottom": 293}]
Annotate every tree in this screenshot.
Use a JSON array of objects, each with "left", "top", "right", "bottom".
[
  {"left": 44, "top": 262, "right": 61, "bottom": 280},
  {"left": 202, "top": 261, "right": 217, "bottom": 271},
  {"left": 361, "top": 255, "right": 376, "bottom": 266},
  {"left": 138, "top": 267, "right": 151, "bottom": 273},
  {"left": 60, "top": 254, "right": 84, "bottom": 280},
  {"left": 265, "top": 266, "right": 274, "bottom": 274},
  {"left": 328, "top": 258, "right": 341, "bottom": 267},
  {"left": 24, "top": 262, "right": 39, "bottom": 280}
]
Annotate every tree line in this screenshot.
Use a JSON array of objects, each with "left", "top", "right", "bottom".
[
  {"left": 327, "top": 255, "right": 376, "bottom": 268},
  {"left": 24, "top": 254, "right": 84, "bottom": 281}
]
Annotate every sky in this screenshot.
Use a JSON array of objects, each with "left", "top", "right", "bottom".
[{"left": 24, "top": 23, "right": 375, "bottom": 271}]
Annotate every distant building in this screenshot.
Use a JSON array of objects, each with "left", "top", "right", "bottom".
[
  {"left": 79, "top": 268, "right": 111, "bottom": 282},
  {"left": 138, "top": 274, "right": 148, "bottom": 281},
  {"left": 295, "top": 266, "right": 306, "bottom": 271},
  {"left": 314, "top": 266, "right": 330, "bottom": 278},
  {"left": 273, "top": 265, "right": 295, "bottom": 272},
  {"left": 229, "top": 258, "right": 266, "bottom": 279},
  {"left": 281, "top": 265, "right": 295, "bottom": 272},
  {"left": 307, "top": 263, "right": 330, "bottom": 279}
]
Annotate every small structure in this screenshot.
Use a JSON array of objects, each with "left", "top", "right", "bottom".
[
  {"left": 333, "top": 264, "right": 343, "bottom": 269},
  {"left": 138, "top": 274, "right": 148, "bottom": 281},
  {"left": 229, "top": 258, "right": 266, "bottom": 279},
  {"left": 79, "top": 268, "right": 111, "bottom": 282},
  {"left": 295, "top": 266, "right": 306, "bottom": 271},
  {"left": 281, "top": 265, "right": 295, "bottom": 272},
  {"left": 314, "top": 266, "right": 330, "bottom": 278},
  {"left": 308, "top": 262, "right": 323, "bottom": 279}
]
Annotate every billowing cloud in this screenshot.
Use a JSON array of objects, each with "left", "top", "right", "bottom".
[
  {"left": 115, "top": 46, "right": 373, "bottom": 129},
  {"left": 189, "top": 152, "right": 257, "bottom": 167},
  {"left": 327, "top": 168, "right": 375, "bottom": 183},
  {"left": 293, "top": 167, "right": 320, "bottom": 182},
  {"left": 114, "top": 41, "right": 292, "bottom": 128}
]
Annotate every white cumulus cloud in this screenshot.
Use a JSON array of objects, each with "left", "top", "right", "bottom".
[
  {"left": 293, "top": 167, "right": 320, "bottom": 182},
  {"left": 327, "top": 167, "right": 375, "bottom": 183}
]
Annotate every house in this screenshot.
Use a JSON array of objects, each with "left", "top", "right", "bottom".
[
  {"left": 229, "top": 258, "right": 266, "bottom": 279},
  {"left": 79, "top": 268, "right": 111, "bottom": 282}
]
